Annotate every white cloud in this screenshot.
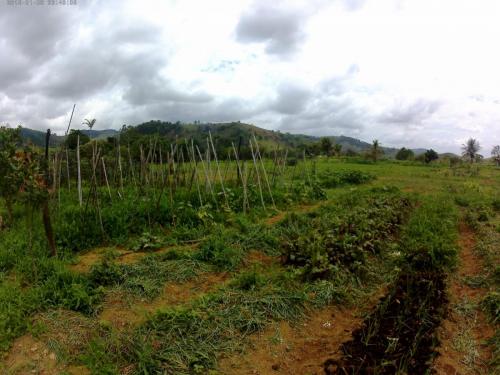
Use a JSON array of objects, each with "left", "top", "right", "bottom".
[{"left": 0, "top": 0, "right": 499, "bottom": 153}]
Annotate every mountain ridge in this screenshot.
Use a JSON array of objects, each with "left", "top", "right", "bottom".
[{"left": 17, "top": 121, "right": 431, "bottom": 157}]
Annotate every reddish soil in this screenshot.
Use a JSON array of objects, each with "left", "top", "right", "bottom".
[
  {"left": 218, "top": 288, "right": 386, "bottom": 375},
  {"left": 2, "top": 335, "right": 59, "bottom": 375},
  {"left": 244, "top": 250, "right": 277, "bottom": 267},
  {"left": 433, "top": 223, "right": 495, "bottom": 375},
  {"left": 332, "top": 270, "right": 447, "bottom": 374},
  {"left": 1, "top": 310, "right": 96, "bottom": 374},
  {"left": 99, "top": 272, "right": 229, "bottom": 330},
  {"left": 218, "top": 307, "right": 363, "bottom": 375},
  {"left": 265, "top": 202, "right": 324, "bottom": 226},
  {"left": 70, "top": 243, "right": 198, "bottom": 273}
]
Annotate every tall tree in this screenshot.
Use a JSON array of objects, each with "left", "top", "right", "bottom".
[
  {"left": 424, "top": 149, "right": 439, "bottom": 163},
  {"left": 492, "top": 145, "right": 500, "bottom": 166},
  {"left": 396, "top": 147, "right": 414, "bottom": 160},
  {"left": 461, "top": 138, "right": 480, "bottom": 163},
  {"left": 369, "top": 140, "right": 383, "bottom": 162},
  {"left": 83, "top": 118, "right": 96, "bottom": 130},
  {"left": 320, "top": 137, "right": 332, "bottom": 156},
  {"left": 333, "top": 143, "right": 342, "bottom": 157},
  {"left": 0, "top": 126, "right": 22, "bottom": 224}
]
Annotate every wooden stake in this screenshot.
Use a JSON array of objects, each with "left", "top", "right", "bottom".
[
  {"left": 249, "top": 138, "right": 265, "bottom": 210},
  {"left": 253, "top": 134, "right": 275, "bottom": 209},
  {"left": 77, "top": 134, "right": 82, "bottom": 206},
  {"left": 102, "top": 156, "right": 112, "bottom": 200}
]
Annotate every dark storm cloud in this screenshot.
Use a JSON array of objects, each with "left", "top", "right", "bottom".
[
  {"left": 144, "top": 98, "right": 265, "bottom": 122},
  {"left": 379, "top": 99, "right": 442, "bottom": 125},
  {"left": 235, "top": 2, "right": 306, "bottom": 56},
  {"left": 123, "top": 80, "right": 212, "bottom": 106},
  {"left": 276, "top": 74, "right": 368, "bottom": 136},
  {"left": 0, "top": 3, "right": 217, "bottom": 130},
  {"left": 320, "top": 64, "right": 360, "bottom": 96},
  {"left": 0, "top": 6, "right": 78, "bottom": 90},
  {"left": 271, "top": 83, "right": 311, "bottom": 114},
  {"left": 0, "top": 6, "right": 76, "bottom": 61},
  {"left": 36, "top": 21, "right": 168, "bottom": 100}
]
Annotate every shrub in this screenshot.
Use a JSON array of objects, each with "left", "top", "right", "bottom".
[
  {"left": 318, "top": 170, "right": 375, "bottom": 188},
  {"left": 194, "top": 234, "right": 243, "bottom": 271},
  {"left": 482, "top": 292, "right": 500, "bottom": 323},
  {"left": 280, "top": 192, "right": 413, "bottom": 279}
]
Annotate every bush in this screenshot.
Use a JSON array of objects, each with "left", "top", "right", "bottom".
[
  {"left": 280, "top": 192, "right": 413, "bottom": 279},
  {"left": 482, "top": 292, "right": 500, "bottom": 323},
  {"left": 194, "top": 234, "right": 243, "bottom": 271},
  {"left": 400, "top": 196, "right": 459, "bottom": 270},
  {"left": 318, "top": 170, "right": 375, "bottom": 188}
]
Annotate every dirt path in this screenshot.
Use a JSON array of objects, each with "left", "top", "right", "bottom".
[
  {"left": 265, "top": 202, "right": 325, "bottom": 226},
  {"left": 217, "top": 287, "right": 386, "bottom": 375},
  {"left": 433, "top": 222, "right": 495, "bottom": 374},
  {"left": 99, "top": 271, "right": 229, "bottom": 330},
  {"left": 217, "top": 306, "right": 362, "bottom": 375},
  {"left": 69, "top": 243, "right": 198, "bottom": 273}
]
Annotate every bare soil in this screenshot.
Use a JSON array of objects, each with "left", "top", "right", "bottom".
[
  {"left": 99, "top": 272, "right": 229, "bottom": 330},
  {"left": 2, "top": 335, "right": 56, "bottom": 375},
  {"left": 265, "top": 202, "right": 324, "bottom": 226},
  {"left": 218, "top": 287, "right": 386, "bottom": 375},
  {"left": 433, "top": 223, "right": 495, "bottom": 375},
  {"left": 218, "top": 306, "right": 363, "bottom": 375},
  {"left": 69, "top": 243, "right": 198, "bottom": 273}
]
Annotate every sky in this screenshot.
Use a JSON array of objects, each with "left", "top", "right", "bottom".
[{"left": 1, "top": 0, "right": 500, "bottom": 153}]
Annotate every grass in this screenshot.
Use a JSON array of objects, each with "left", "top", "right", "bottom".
[
  {"left": 0, "top": 159, "right": 499, "bottom": 374},
  {"left": 332, "top": 194, "right": 459, "bottom": 373}
]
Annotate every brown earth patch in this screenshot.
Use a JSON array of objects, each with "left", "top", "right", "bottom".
[
  {"left": 99, "top": 272, "right": 229, "bottom": 330},
  {"left": 265, "top": 202, "right": 324, "bottom": 226},
  {"left": 1, "top": 310, "right": 95, "bottom": 375},
  {"left": 244, "top": 250, "right": 277, "bottom": 267},
  {"left": 217, "top": 287, "right": 386, "bottom": 375},
  {"left": 433, "top": 222, "right": 495, "bottom": 375},
  {"left": 217, "top": 307, "right": 362, "bottom": 375},
  {"left": 70, "top": 244, "right": 198, "bottom": 273},
  {"left": 2, "top": 335, "right": 59, "bottom": 375}
]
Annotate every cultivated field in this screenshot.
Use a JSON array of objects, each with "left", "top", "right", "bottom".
[{"left": 0, "top": 150, "right": 499, "bottom": 374}]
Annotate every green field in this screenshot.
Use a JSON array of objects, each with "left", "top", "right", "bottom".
[{"left": 0, "top": 153, "right": 499, "bottom": 374}]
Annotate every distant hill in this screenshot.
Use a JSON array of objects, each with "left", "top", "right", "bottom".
[
  {"left": 19, "top": 127, "right": 65, "bottom": 147},
  {"left": 19, "top": 121, "right": 428, "bottom": 157},
  {"left": 19, "top": 127, "right": 118, "bottom": 147},
  {"left": 81, "top": 129, "right": 119, "bottom": 140},
  {"left": 124, "top": 121, "right": 403, "bottom": 155}
]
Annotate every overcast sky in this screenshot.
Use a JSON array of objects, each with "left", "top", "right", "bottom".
[{"left": 1, "top": 0, "right": 500, "bottom": 153}]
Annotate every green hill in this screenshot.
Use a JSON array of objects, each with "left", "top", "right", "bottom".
[{"left": 18, "top": 121, "right": 428, "bottom": 157}]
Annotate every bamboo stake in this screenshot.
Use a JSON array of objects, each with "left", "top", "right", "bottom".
[
  {"left": 65, "top": 148, "right": 71, "bottom": 190},
  {"left": 208, "top": 131, "right": 228, "bottom": 207},
  {"left": 253, "top": 134, "right": 275, "bottom": 208},
  {"left": 127, "top": 144, "right": 136, "bottom": 187},
  {"left": 249, "top": 139, "right": 265, "bottom": 211},
  {"left": 231, "top": 142, "right": 248, "bottom": 212},
  {"left": 196, "top": 145, "right": 217, "bottom": 208},
  {"left": 77, "top": 135, "right": 82, "bottom": 206},
  {"left": 189, "top": 140, "right": 203, "bottom": 206},
  {"left": 117, "top": 138, "right": 123, "bottom": 194},
  {"left": 102, "top": 156, "right": 112, "bottom": 200}
]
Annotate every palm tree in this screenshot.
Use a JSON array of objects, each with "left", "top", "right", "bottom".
[
  {"left": 461, "top": 138, "right": 480, "bottom": 163},
  {"left": 370, "top": 140, "right": 383, "bottom": 162},
  {"left": 492, "top": 145, "right": 500, "bottom": 166},
  {"left": 83, "top": 118, "right": 96, "bottom": 130},
  {"left": 333, "top": 143, "right": 342, "bottom": 157}
]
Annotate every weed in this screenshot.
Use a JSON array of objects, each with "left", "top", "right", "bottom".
[{"left": 481, "top": 292, "right": 500, "bottom": 323}]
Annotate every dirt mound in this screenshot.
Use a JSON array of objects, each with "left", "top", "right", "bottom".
[{"left": 331, "top": 271, "right": 447, "bottom": 374}]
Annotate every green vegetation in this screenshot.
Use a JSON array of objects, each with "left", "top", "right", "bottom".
[{"left": 0, "top": 124, "right": 499, "bottom": 374}]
